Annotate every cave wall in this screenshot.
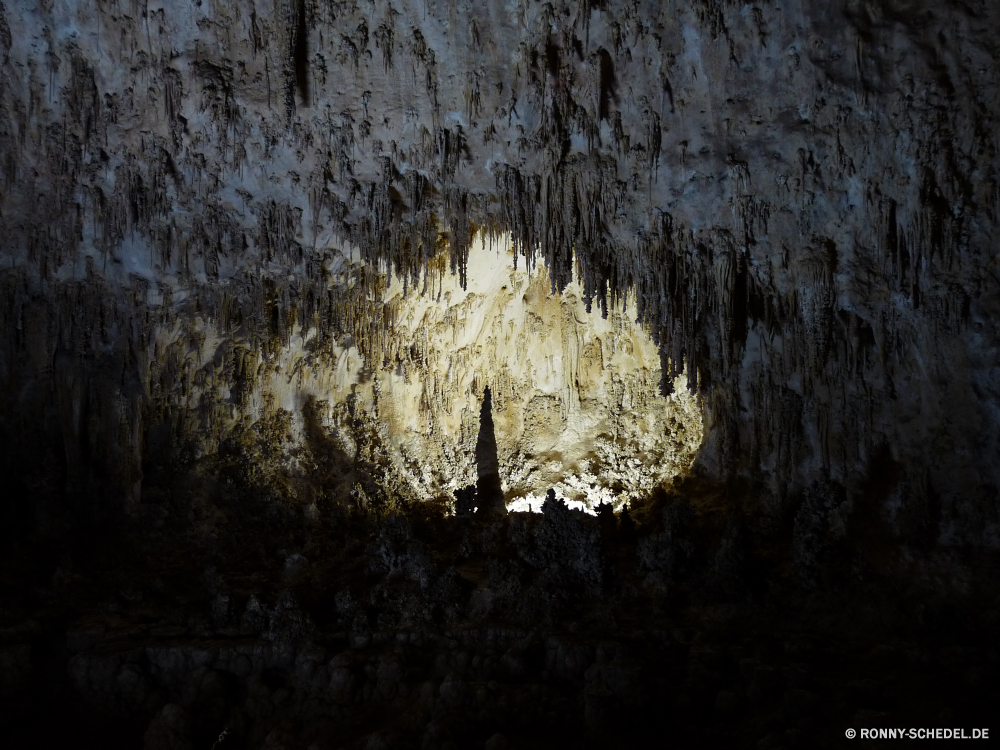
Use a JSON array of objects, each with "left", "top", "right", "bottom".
[{"left": 1, "top": 0, "right": 999, "bottom": 551}]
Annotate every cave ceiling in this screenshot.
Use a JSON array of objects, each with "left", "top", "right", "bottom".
[
  {"left": 0, "top": 0, "right": 998, "bottom": 528},
  {"left": 2, "top": 1, "right": 1000, "bottom": 746}
]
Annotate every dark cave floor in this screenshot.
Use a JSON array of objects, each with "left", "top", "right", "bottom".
[{"left": 2, "top": 474, "right": 999, "bottom": 750}]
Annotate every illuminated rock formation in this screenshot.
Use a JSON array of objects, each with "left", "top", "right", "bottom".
[
  {"left": 0, "top": 0, "right": 994, "bottom": 535},
  {"left": 0, "top": 0, "right": 998, "bottom": 745}
]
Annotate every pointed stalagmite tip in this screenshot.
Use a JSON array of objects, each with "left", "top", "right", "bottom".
[{"left": 475, "top": 383, "right": 506, "bottom": 517}]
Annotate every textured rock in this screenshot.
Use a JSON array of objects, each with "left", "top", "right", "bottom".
[
  {"left": 475, "top": 386, "right": 506, "bottom": 516},
  {"left": 1, "top": 15, "right": 1000, "bottom": 750},
  {"left": 143, "top": 703, "right": 193, "bottom": 750},
  {"left": 0, "top": 0, "right": 996, "bottom": 542}
]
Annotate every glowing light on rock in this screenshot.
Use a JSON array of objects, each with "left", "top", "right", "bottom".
[{"left": 318, "top": 234, "right": 704, "bottom": 513}]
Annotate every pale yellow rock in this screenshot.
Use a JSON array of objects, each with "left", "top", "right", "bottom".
[
  {"left": 143, "top": 234, "right": 703, "bottom": 512},
  {"left": 321, "top": 234, "right": 704, "bottom": 513}
]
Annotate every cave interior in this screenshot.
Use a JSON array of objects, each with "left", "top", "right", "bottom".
[{"left": 1, "top": 0, "right": 999, "bottom": 748}]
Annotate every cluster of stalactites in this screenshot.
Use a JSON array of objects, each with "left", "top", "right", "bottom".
[{"left": 0, "top": 0, "right": 993, "bottom": 505}]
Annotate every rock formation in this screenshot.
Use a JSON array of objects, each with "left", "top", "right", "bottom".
[
  {"left": 474, "top": 385, "right": 506, "bottom": 517},
  {"left": 1, "top": 0, "right": 996, "bottom": 533},
  {"left": 0, "top": 0, "right": 998, "bottom": 746}
]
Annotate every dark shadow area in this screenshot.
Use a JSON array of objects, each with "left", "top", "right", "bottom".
[
  {"left": 2, "top": 414, "right": 999, "bottom": 749},
  {"left": 293, "top": 0, "right": 309, "bottom": 106},
  {"left": 0, "top": 295, "right": 997, "bottom": 749}
]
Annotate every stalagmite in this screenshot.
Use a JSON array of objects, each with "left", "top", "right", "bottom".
[{"left": 474, "top": 385, "right": 506, "bottom": 518}]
